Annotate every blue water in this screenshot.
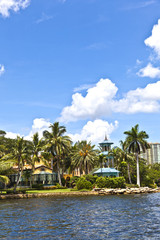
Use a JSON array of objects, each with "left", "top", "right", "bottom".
[{"left": 0, "top": 193, "right": 160, "bottom": 239}]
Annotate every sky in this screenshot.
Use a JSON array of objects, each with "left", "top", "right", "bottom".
[{"left": 0, "top": 0, "right": 160, "bottom": 146}]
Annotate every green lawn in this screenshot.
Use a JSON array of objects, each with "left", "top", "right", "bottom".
[{"left": 26, "top": 189, "right": 75, "bottom": 194}]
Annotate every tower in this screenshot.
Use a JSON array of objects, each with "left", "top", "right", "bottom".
[{"left": 99, "top": 135, "right": 114, "bottom": 167}]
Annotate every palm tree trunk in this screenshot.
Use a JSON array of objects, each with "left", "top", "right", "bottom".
[
  {"left": 14, "top": 168, "right": 22, "bottom": 193},
  {"left": 57, "top": 159, "right": 62, "bottom": 186},
  {"left": 136, "top": 153, "right": 140, "bottom": 187},
  {"left": 127, "top": 163, "right": 132, "bottom": 184},
  {"left": 85, "top": 160, "right": 88, "bottom": 175},
  {"left": 31, "top": 165, "right": 35, "bottom": 188}
]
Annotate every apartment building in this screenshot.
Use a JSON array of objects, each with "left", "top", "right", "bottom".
[{"left": 141, "top": 143, "right": 160, "bottom": 165}]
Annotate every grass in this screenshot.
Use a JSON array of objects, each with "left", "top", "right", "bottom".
[
  {"left": 26, "top": 189, "right": 74, "bottom": 194},
  {"left": 0, "top": 188, "right": 93, "bottom": 195}
]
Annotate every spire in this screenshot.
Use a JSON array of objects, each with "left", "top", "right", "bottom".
[{"left": 104, "top": 133, "right": 108, "bottom": 141}]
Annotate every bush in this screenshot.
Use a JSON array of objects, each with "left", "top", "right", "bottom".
[
  {"left": 84, "top": 174, "right": 98, "bottom": 184},
  {"left": 70, "top": 176, "right": 80, "bottom": 183},
  {"left": 56, "top": 183, "right": 67, "bottom": 189},
  {"left": 76, "top": 177, "right": 93, "bottom": 190},
  {"left": 69, "top": 176, "right": 80, "bottom": 188},
  {"left": 96, "top": 177, "right": 107, "bottom": 188},
  {"left": 96, "top": 177, "right": 126, "bottom": 189},
  {"left": 6, "top": 189, "right": 26, "bottom": 194},
  {"left": 61, "top": 177, "right": 66, "bottom": 186}
]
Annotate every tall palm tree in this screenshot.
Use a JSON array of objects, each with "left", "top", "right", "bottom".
[
  {"left": 43, "top": 122, "right": 72, "bottom": 186},
  {"left": 30, "top": 132, "right": 44, "bottom": 186},
  {"left": 72, "top": 141, "right": 98, "bottom": 175},
  {"left": 124, "top": 124, "right": 150, "bottom": 187},
  {"left": 119, "top": 140, "right": 135, "bottom": 184},
  {"left": 3, "top": 136, "right": 32, "bottom": 192}
]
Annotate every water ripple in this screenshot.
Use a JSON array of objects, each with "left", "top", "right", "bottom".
[{"left": 0, "top": 193, "right": 160, "bottom": 239}]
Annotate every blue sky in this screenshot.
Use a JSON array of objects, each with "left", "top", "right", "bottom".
[{"left": 1, "top": 0, "right": 160, "bottom": 146}]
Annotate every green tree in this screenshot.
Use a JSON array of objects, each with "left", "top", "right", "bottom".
[
  {"left": 30, "top": 132, "right": 44, "bottom": 186},
  {"left": 72, "top": 141, "right": 98, "bottom": 175},
  {"left": 0, "top": 158, "right": 14, "bottom": 186},
  {"left": 124, "top": 124, "right": 150, "bottom": 187},
  {"left": 43, "top": 122, "right": 72, "bottom": 186},
  {"left": 2, "top": 136, "right": 32, "bottom": 192}
]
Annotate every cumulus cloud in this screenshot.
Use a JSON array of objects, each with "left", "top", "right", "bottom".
[
  {"left": 59, "top": 78, "right": 160, "bottom": 122},
  {"left": 0, "top": 0, "right": 30, "bottom": 17},
  {"left": 5, "top": 131, "right": 20, "bottom": 139},
  {"left": 68, "top": 119, "right": 118, "bottom": 145},
  {"left": 137, "top": 63, "right": 160, "bottom": 78},
  {"left": 145, "top": 19, "right": 160, "bottom": 58},
  {"left": 138, "top": 19, "right": 160, "bottom": 78},
  {"left": 0, "top": 64, "right": 5, "bottom": 76},
  {"left": 59, "top": 78, "right": 118, "bottom": 122},
  {"left": 25, "top": 118, "right": 51, "bottom": 140}
]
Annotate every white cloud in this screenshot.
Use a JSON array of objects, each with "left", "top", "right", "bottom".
[
  {"left": 59, "top": 78, "right": 118, "bottom": 122},
  {"left": 68, "top": 119, "right": 118, "bottom": 145},
  {"left": 5, "top": 131, "right": 20, "bottom": 139},
  {"left": 113, "top": 81, "right": 160, "bottom": 113},
  {"left": 0, "top": 64, "right": 5, "bottom": 76},
  {"left": 59, "top": 78, "right": 160, "bottom": 122},
  {"left": 137, "top": 63, "right": 160, "bottom": 78},
  {"left": 25, "top": 118, "right": 51, "bottom": 140},
  {"left": 0, "top": 0, "right": 30, "bottom": 17},
  {"left": 5, "top": 118, "right": 51, "bottom": 140},
  {"left": 137, "top": 19, "right": 160, "bottom": 79},
  {"left": 145, "top": 19, "right": 160, "bottom": 58}
]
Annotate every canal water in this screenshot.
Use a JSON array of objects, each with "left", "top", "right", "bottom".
[{"left": 0, "top": 193, "right": 160, "bottom": 239}]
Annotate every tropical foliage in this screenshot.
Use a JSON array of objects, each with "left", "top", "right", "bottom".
[
  {"left": 123, "top": 124, "right": 150, "bottom": 186},
  {"left": 0, "top": 123, "right": 159, "bottom": 191},
  {"left": 72, "top": 141, "right": 98, "bottom": 175},
  {"left": 43, "top": 122, "right": 72, "bottom": 185}
]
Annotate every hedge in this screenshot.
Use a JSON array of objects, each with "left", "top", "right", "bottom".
[{"left": 96, "top": 176, "right": 126, "bottom": 188}]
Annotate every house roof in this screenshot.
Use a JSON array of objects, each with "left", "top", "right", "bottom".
[{"left": 94, "top": 167, "right": 119, "bottom": 174}]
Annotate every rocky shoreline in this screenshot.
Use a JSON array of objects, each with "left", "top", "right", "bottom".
[
  {"left": 0, "top": 187, "right": 159, "bottom": 200},
  {"left": 93, "top": 187, "right": 160, "bottom": 195}
]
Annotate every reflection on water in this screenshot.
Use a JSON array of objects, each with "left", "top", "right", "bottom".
[{"left": 0, "top": 193, "right": 160, "bottom": 239}]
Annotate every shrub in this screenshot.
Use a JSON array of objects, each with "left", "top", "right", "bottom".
[
  {"left": 84, "top": 174, "right": 98, "bottom": 184},
  {"left": 96, "top": 177, "right": 107, "bottom": 188},
  {"left": 76, "top": 177, "right": 93, "bottom": 190},
  {"left": 96, "top": 176, "right": 126, "bottom": 188},
  {"left": 69, "top": 176, "right": 80, "bottom": 188},
  {"left": 61, "top": 177, "right": 66, "bottom": 186},
  {"left": 70, "top": 176, "right": 80, "bottom": 183},
  {"left": 56, "top": 183, "right": 67, "bottom": 189},
  {"left": 6, "top": 189, "right": 26, "bottom": 194}
]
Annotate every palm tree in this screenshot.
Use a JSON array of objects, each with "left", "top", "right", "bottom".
[
  {"left": 119, "top": 140, "right": 135, "bottom": 184},
  {"left": 43, "top": 122, "right": 72, "bottom": 186},
  {"left": 72, "top": 141, "right": 98, "bottom": 175},
  {"left": 98, "top": 153, "right": 105, "bottom": 168},
  {"left": 0, "top": 158, "right": 14, "bottom": 186},
  {"left": 3, "top": 136, "right": 32, "bottom": 192},
  {"left": 30, "top": 133, "right": 44, "bottom": 186},
  {"left": 108, "top": 147, "right": 122, "bottom": 169},
  {"left": 124, "top": 124, "right": 150, "bottom": 187}
]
